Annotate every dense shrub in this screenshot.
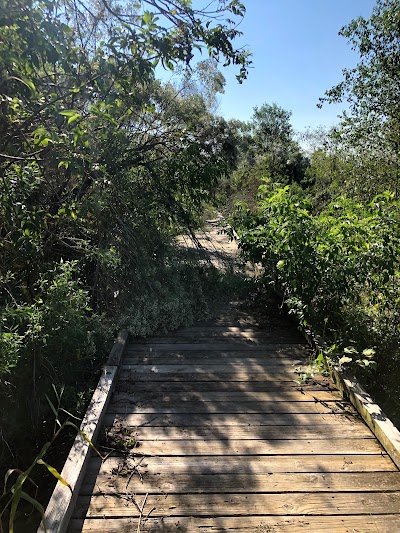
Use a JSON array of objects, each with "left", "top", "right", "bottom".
[{"left": 233, "top": 186, "right": 400, "bottom": 364}]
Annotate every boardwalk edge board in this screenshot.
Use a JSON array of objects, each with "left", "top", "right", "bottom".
[
  {"left": 332, "top": 366, "right": 400, "bottom": 470},
  {"left": 37, "top": 330, "right": 128, "bottom": 533},
  {"left": 299, "top": 322, "right": 400, "bottom": 470}
]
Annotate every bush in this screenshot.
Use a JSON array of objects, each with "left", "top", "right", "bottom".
[
  {"left": 233, "top": 186, "right": 400, "bottom": 364},
  {"left": 0, "top": 261, "right": 107, "bottom": 463}
]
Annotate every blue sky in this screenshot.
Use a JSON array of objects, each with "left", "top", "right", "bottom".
[{"left": 215, "top": 0, "right": 376, "bottom": 131}]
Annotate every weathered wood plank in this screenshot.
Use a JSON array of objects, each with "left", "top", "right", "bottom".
[
  {"left": 124, "top": 346, "right": 309, "bottom": 357},
  {"left": 87, "top": 454, "right": 396, "bottom": 475},
  {"left": 120, "top": 362, "right": 311, "bottom": 374},
  {"left": 80, "top": 470, "right": 400, "bottom": 495},
  {"left": 144, "top": 328, "right": 301, "bottom": 339},
  {"left": 67, "top": 515, "right": 400, "bottom": 533},
  {"left": 96, "top": 438, "right": 383, "bottom": 456},
  {"left": 74, "top": 492, "right": 400, "bottom": 518},
  {"left": 125, "top": 342, "right": 304, "bottom": 351},
  {"left": 130, "top": 335, "right": 302, "bottom": 345},
  {"left": 105, "top": 424, "right": 374, "bottom": 440},
  {"left": 122, "top": 354, "right": 309, "bottom": 366},
  {"left": 118, "top": 370, "right": 311, "bottom": 382},
  {"left": 116, "top": 379, "right": 333, "bottom": 393},
  {"left": 104, "top": 411, "right": 363, "bottom": 427},
  {"left": 107, "top": 330, "right": 129, "bottom": 365},
  {"left": 107, "top": 399, "right": 354, "bottom": 416},
  {"left": 110, "top": 389, "right": 343, "bottom": 403},
  {"left": 179, "top": 325, "right": 296, "bottom": 332}
]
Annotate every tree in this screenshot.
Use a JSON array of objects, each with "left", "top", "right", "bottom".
[
  {"left": 0, "top": 0, "right": 251, "bottom": 311},
  {"left": 319, "top": 0, "right": 400, "bottom": 194},
  {"left": 250, "top": 103, "right": 308, "bottom": 184},
  {"left": 0, "top": 0, "right": 252, "bottom": 472},
  {"left": 175, "top": 59, "right": 226, "bottom": 113}
]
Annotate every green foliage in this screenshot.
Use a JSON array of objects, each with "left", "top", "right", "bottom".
[
  {"left": 218, "top": 103, "right": 310, "bottom": 214},
  {"left": 233, "top": 186, "right": 400, "bottom": 367},
  {"left": 0, "top": 261, "right": 106, "bottom": 468},
  {"left": 319, "top": 0, "right": 400, "bottom": 196},
  {"left": 0, "top": 0, "right": 250, "bottom": 500},
  {"left": 0, "top": 386, "right": 101, "bottom": 533},
  {"left": 249, "top": 103, "right": 309, "bottom": 184},
  {"left": 120, "top": 257, "right": 210, "bottom": 337},
  {"left": 320, "top": 0, "right": 400, "bottom": 148}
]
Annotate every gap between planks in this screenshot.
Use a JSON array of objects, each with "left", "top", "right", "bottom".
[{"left": 67, "top": 515, "right": 400, "bottom": 532}]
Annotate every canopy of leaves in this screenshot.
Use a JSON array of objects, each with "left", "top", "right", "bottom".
[
  {"left": 0, "top": 0, "right": 251, "bottom": 478},
  {"left": 319, "top": 0, "right": 400, "bottom": 191}
]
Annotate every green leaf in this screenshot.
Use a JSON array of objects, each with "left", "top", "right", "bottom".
[
  {"left": 276, "top": 260, "right": 285, "bottom": 269},
  {"left": 64, "top": 422, "right": 103, "bottom": 459},
  {"left": 362, "top": 348, "right": 375, "bottom": 358},
  {"left": 343, "top": 346, "right": 358, "bottom": 354},
  {"left": 3, "top": 469, "right": 23, "bottom": 494},
  {"left": 45, "top": 394, "right": 61, "bottom": 427},
  {"left": 11, "top": 76, "right": 36, "bottom": 93},
  {"left": 59, "top": 407, "right": 81, "bottom": 420},
  {"left": 20, "top": 491, "right": 47, "bottom": 532},
  {"left": 142, "top": 11, "right": 152, "bottom": 24},
  {"left": 37, "top": 460, "right": 72, "bottom": 492},
  {"left": 59, "top": 109, "right": 80, "bottom": 118},
  {"left": 67, "top": 113, "right": 81, "bottom": 125},
  {"left": 339, "top": 355, "right": 353, "bottom": 366},
  {"left": 9, "top": 486, "right": 22, "bottom": 533}
]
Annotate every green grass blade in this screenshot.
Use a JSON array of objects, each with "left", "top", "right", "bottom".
[
  {"left": 45, "top": 394, "right": 59, "bottom": 418},
  {"left": 3, "top": 469, "right": 23, "bottom": 494},
  {"left": 9, "top": 486, "right": 21, "bottom": 533},
  {"left": 37, "top": 460, "right": 72, "bottom": 492},
  {"left": 59, "top": 407, "right": 81, "bottom": 420},
  {"left": 64, "top": 421, "right": 104, "bottom": 459},
  {"left": 20, "top": 491, "right": 47, "bottom": 532}
]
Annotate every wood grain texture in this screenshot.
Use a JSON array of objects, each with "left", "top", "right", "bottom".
[
  {"left": 118, "top": 370, "right": 313, "bottom": 382},
  {"left": 110, "top": 389, "right": 343, "bottom": 403},
  {"left": 116, "top": 379, "right": 332, "bottom": 393},
  {"left": 87, "top": 454, "right": 396, "bottom": 475},
  {"left": 120, "top": 362, "right": 311, "bottom": 373},
  {"left": 104, "top": 424, "right": 374, "bottom": 440},
  {"left": 124, "top": 346, "right": 309, "bottom": 357},
  {"left": 81, "top": 470, "right": 400, "bottom": 495},
  {"left": 68, "top": 515, "right": 400, "bottom": 532},
  {"left": 94, "top": 437, "right": 384, "bottom": 456},
  {"left": 122, "top": 354, "right": 309, "bottom": 365},
  {"left": 74, "top": 492, "right": 400, "bottom": 518},
  {"left": 125, "top": 342, "right": 304, "bottom": 351},
  {"left": 107, "top": 330, "right": 129, "bottom": 365},
  {"left": 104, "top": 411, "right": 364, "bottom": 427},
  {"left": 107, "top": 399, "right": 354, "bottom": 415},
  {"left": 131, "top": 336, "right": 302, "bottom": 345}
]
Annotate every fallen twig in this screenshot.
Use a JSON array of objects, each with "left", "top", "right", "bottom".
[{"left": 136, "top": 492, "right": 149, "bottom": 533}]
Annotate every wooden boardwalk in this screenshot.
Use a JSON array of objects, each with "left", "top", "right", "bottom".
[{"left": 66, "top": 228, "right": 400, "bottom": 532}]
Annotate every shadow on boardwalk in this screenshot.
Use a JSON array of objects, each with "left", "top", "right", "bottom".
[{"left": 68, "top": 224, "right": 400, "bottom": 533}]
